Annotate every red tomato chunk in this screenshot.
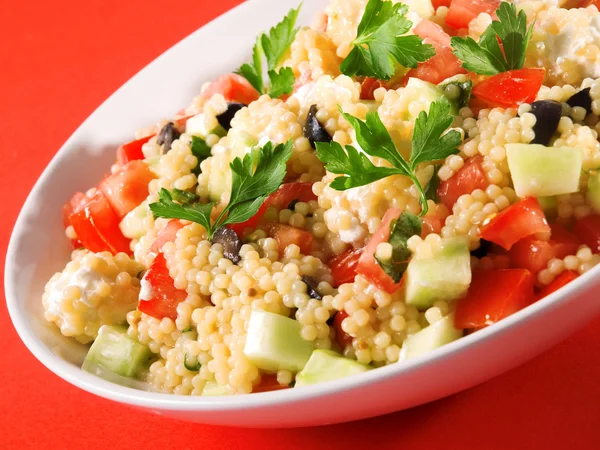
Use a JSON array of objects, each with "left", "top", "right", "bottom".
[
  {"left": 356, "top": 208, "right": 404, "bottom": 294},
  {"left": 253, "top": 374, "right": 290, "bottom": 393},
  {"left": 455, "top": 269, "right": 535, "bottom": 330},
  {"left": 472, "top": 68, "right": 546, "bottom": 109},
  {"left": 138, "top": 253, "right": 188, "bottom": 320},
  {"left": 438, "top": 155, "right": 489, "bottom": 211},
  {"left": 333, "top": 311, "right": 353, "bottom": 349},
  {"left": 116, "top": 135, "right": 153, "bottom": 166},
  {"left": 328, "top": 248, "right": 363, "bottom": 287},
  {"left": 446, "top": 0, "right": 501, "bottom": 30},
  {"left": 68, "top": 191, "right": 131, "bottom": 255},
  {"left": 264, "top": 223, "right": 314, "bottom": 256},
  {"left": 537, "top": 271, "right": 579, "bottom": 299},
  {"left": 150, "top": 220, "right": 184, "bottom": 257},
  {"left": 480, "top": 197, "right": 550, "bottom": 250},
  {"left": 201, "top": 73, "right": 260, "bottom": 105},
  {"left": 98, "top": 160, "right": 156, "bottom": 219},
  {"left": 573, "top": 215, "right": 600, "bottom": 254}
]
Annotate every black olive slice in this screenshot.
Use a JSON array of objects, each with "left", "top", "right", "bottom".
[
  {"left": 567, "top": 88, "right": 592, "bottom": 114},
  {"left": 301, "top": 275, "right": 322, "bottom": 300},
  {"left": 529, "top": 100, "right": 562, "bottom": 146},
  {"left": 304, "top": 104, "right": 332, "bottom": 148},
  {"left": 157, "top": 122, "right": 181, "bottom": 153},
  {"left": 217, "top": 102, "right": 245, "bottom": 131},
  {"left": 211, "top": 227, "right": 242, "bottom": 264},
  {"left": 470, "top": 239, "right": 492, "bottom": 259}
]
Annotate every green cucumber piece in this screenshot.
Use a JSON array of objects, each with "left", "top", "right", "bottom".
[
  {"left": 404, "top": 237, "right": 472, "bottom": 310},
  {"left": 405, "top": 78, "right": 444, "bottom": 120},
  {"left": 82, "top": 325, "right": 151, "bottom": 378},
  {"left": 506, "top": 143, "right": 583, "bottom": 197},
  {"left": 537, "top": 196, "right": 558, "bottom": 218},
  {"left": 201, "top": 380, "right": 230, "bottom": 396},
  {"left": 243, "top": 310, "right": 314, "bottom": 373},
  {"left": 400, "top": 314, "right": 463, "bottom": 360},
  {"left": 295, "top": 350, "right": 370, "bottom": 387},
  {"left": 587, "top": 171, "right": 600, "bottom": 212}
]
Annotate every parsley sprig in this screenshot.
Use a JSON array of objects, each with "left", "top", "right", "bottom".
[
  {"left": 236, "top": 5, "right": 301, "bottom": 98},
  {"left": 149, "top": 141, "right": 293, "bottom": 238},
  {"left": 451, "top": 2, "right": 534, "bottom": 75},
  {"left": 340, "top": 0, "right": 435, "bottom": 80},
  {"left": 315, "top": 98, "right": 462, "bottom": 216},
  {"left": 376, "top": 211, "right": 422, "bottom": 283}
]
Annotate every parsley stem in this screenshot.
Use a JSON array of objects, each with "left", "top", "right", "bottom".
[{"left": 409, "top": 174, "right": 429, "bottom": 217}]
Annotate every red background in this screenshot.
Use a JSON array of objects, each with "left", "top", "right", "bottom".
[{"left": 2, "top": 1, "right": 600, "bottom": 448}]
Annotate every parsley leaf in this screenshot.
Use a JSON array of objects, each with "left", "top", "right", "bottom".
[
  {"left": 236, "top": 5, "right": 301, "bottom": 98},
  {"left": 316, "top": 97, "right": 461, "bottom": 216},
  {"left": 451, "top": 2, "right": 534, "bottom": 75},
  {"left": 340, "top": 0, "right": 435, "bottom": 80},
  {"left": 190, "top": 136, "right": 212, "bottom": 175},
  {"left": 171, "top": 188, "right": 200, "bottom": 205},
  {"left": 424, "top": 165, "right": 441, "bottom": 203},
  {"left": 375, "top": 211, "right": 422, "bottom": 282},
  {"left": 149, "top": 141, "right": 293, "bottom": 239}
]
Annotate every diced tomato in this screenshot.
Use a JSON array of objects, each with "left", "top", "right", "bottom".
[
  {"left": 149, "top": 220, "right": 184, "bottom": 257},
  {"left": 438, "top": 156, "right": 489, "bottom": 211},
  {"left": 356, "top": 208, "right": 405, "bottom": 294},
  {"left": 329, "top": 248, "right": 363, "bottom": 287},
  {"left": 98, "top": 160, "right": 156, "bottom": 219},
  {"left": 360, "top": 77, "right": 385, "bottom": 100},
  {"left": 116, "top": 135, "right": 154, "bottom": 166},
  {"left": 472, "top": 68, "right": 546, "bottom": 109},
  {"left": 201, "top": 73, "right": 260, "bottom": 105},
  {"left": 68, "top": 191, "right": 132, "bottom": 255},
  {"left": 229, "top": 183, "right": 317, "bottom": 235},
  {"left": 580, "top": 0, "right": 600, "bottom": 9},
  {"left": 333, "top": 311, "right": 353, "bottom": 349},
  {"left": 63, "top": 192, "right": 89, "bottom": 228},
  {"left": 433, "top": 0, "right": 452, "bottom": 9},
  {"left": 421, "top": 213, "right": 444, "bottom": 238},
  {"left": 455, "top": 269, "right": 535, "bottom": 329},
  {"left": 446, "top": 0, "right": 501, "bottom": 30},
  {"left": 573, "top": 215, "right": 600, "bottom": 253},
  {"left": 138, "top": 253, "right": 188, "bottom": 320},
  {"left": 509, "top": 224, "right": 579, "bottom": 274},
  {"left": 253, "top": 374, "right": 290, "bottom": 393},
  {"left": 480, "top": 197, "right": 550, "bottom": 251},
  {"left": 406, "top": 20, "right": 466, "bottom": 84},
  {"left": 537, "top": 271, "right": 579, "bottom": 299},
  {"left": 264, "top": 223, "right": 314, "bottom": 256}
]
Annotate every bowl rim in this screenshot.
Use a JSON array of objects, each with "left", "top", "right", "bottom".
[{"left": 5, "top": 0, "right": 600, "bottom": 412}]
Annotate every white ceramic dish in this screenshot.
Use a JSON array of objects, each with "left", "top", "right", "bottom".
[{"left": 6, "top": 0, "right": 600, "bottom": 428}]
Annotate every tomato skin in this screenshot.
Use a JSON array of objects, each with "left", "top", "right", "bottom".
[
  {"left": 433, "top": 0, "right": 452, "bottom": 8},
  {"left": 328, "top": 248, "right": 363, "bottom": 287},
  {"left": 472, "top": 68, "right": 546, "bottom": 109},
  {"left": 264, "top": 223, "right": 314, "bottom": 256},
  {"left": 253, "top": 374, "right": 290, "bottom": 393},
  {"left": 98, "top": 160, "right": 156, "bottom": 219},
  {"left": 149, "top": 220, "right": 184, "bottom": 257},
  {"left": 201, "top": 73, "right": 260, "bottom": 105},
  {"left": 407, "top": 20, "right": 466, "bottom": 84},
  {"left": 356, "top": 208, "right": 405, "bottom": 294},
  {"left": 421, "top": 214, "right": 444, "bottom": 237},
  {"left": 480, "top": 197, "right": 550, "bottom": 251},
  {"left": 138, "top": 253, "right": 188, "bottom": 320},
  {"left": 360, "top": 77, "right": 385, "bottom": 100},
  {"left": 537, "top": 271, "right": 579, "bottom": 299},
  {"left": 455, "top": 269, "right": 535, "bottom": 329},
  {"left": 438, "top": 155, "right": 489, "bottom": 211},
  {"left": 573, "top": 215, "right": 600, "bottom": 254},
  {"left": 229, "top": 183, "right": 317, "bottom": 236},
  {"left": 333, "top": 311, "right": 353, "bottom": 349},
  {"left": 509, "top": 237, "right": 554, "bottom": 274},
  {"left": 69, "top": 191, "right": 132, "bottom": 255},
  {"left": 63, "top": 192, "right": 89, "bottom": 228},
  {"left": 548, "top": 223, "right": 580, "bottom": 259},
  {"left": 116, "top": 135, "right": 153, "bottom": 166},
  {"left": 446, "top": 0, "right": 501, "bottom": 30}
]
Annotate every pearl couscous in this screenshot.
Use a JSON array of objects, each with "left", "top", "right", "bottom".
[{"left": 46, "top": 0, "right": 600, "bottom": 395}]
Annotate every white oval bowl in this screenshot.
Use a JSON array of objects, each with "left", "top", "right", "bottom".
[{"left": 6, "top": 0, "right": 600, "bottom": 428}]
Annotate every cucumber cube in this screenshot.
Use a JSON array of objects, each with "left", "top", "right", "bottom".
[
  {"left": 405, "top": 78, "right": 444, "bottom": 120},
  {"left": 404, "top": 237, "right": 471, "bottom": 310},
  {"left": 201, "top": 381, "right": 230, "bottom": 396},
  {"left": 400, "top": 314, "right": 463, "bottom": 360},
  {"left": 587, "top": 171, "right": 600, "bottom": 213},
  {"left": 243, "top": 310, "right": 314, "bottom": 373},
  {"left": 83, "top": 325, "right": 151, "bottom": 378},
  {"left": 506, "top": 143, "right": 583, "bottom": 197},
  {"left": 295, "top": 350, "right": 370, "bottom": 387}
]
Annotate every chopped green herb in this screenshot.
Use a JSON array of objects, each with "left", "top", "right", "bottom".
[
  {"left": 149, "top": 141, "right": 293, "bottom": 238},
  {"left": 183, "top": 354, "right": 201, "bottom": 371},
  {"left": 424, "top": 165, "right": 441, "bottom": 203},
  {"left": 375, "top": 211, "right": 422, "bottom": 282},
  {"left": 190, "top": 136, "right": 212, "bottom": 175},
  {"left": 171, "top": 188, "right": 200, "bottom": 205},
  {"left": 236, "top": 5, "right": 301, "bottom": 98},
  {"left": 315, "top": 98, "right": 462, "bottom": 215},
  {"left": 181, "top": 326, "right": 195, "bottom": 333},
  {"left": 340, "top": 0, "right": 435, "bottom": 80},
  {"left": 451, "top": 2, "right": 534, "bottom": 75}
]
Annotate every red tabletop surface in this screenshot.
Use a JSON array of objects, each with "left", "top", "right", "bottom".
[{"left": 2, "top": 1, "right": 600, "bottom": 448}]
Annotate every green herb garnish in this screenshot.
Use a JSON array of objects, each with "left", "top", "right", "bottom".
[
  {"left": 171, "top": 189, "right": 200, "bottom": 205},
  {"left": 190, "top": 136, "right": 212, "bottom": 175},
  {"left": 237, "top": 5, "right": 301, "bottom": 98},
  {"left": 183, "top": 354, "right": 201, "bottom": 372},
  {"left": 375, "top": 211, "right": 422, "bottom": 282},
  {"left": 451, "top": 2, "right": 534, "bottom": 75},
  {"left": 315, "top": 98, "right": 462, "bottom": 216},
  {"left": 340, "top": 0, "right": 435, "bottom": 80},
  {"left": 149, "top": 141, "right": 293, "bottom": 238}
]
